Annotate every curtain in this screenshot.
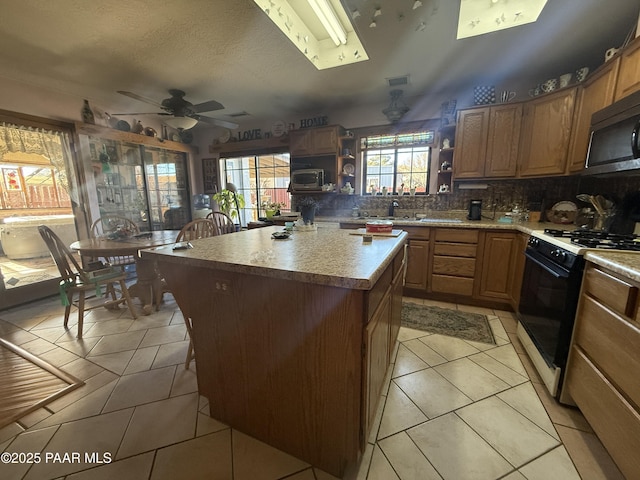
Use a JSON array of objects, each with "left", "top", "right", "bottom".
[{"left": 0, "top": 122, "right": 77, "bottom": 203}]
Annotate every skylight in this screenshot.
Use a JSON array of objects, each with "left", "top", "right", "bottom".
[{"left": 457, "top": 0, "right": 548, "bottom": 39}]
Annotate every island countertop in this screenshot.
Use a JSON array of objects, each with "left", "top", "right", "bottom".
[{"left": 140, "top": 225, "right": 408, "bottom": 290}]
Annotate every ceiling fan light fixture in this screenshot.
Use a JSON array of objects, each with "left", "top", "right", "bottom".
[
  {"left": 382, "top": 89, "right": 410, "bottom": 123},
  {"left": 164, "top": 116, "right": 198, "bottom": 131}
]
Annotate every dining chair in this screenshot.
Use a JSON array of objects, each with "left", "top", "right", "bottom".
[
  {"left": 90, "top": 215, "right": 140, "bottom": 269},
  {"left": 174, "top": 218, "right": 219, "bottom": 368},
  {"left": 175, "top": 218, "right": 217, "bottom": 242},
  {"left": 206, "top": 211, "right": 236, "bottom": 235},
  {"left": 38, "top": 225, "right": 138, "bottom": 338}
]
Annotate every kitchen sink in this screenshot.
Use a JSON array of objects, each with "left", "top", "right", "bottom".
[
  {"left": 354, "top": 216, "right": 463, "bottom": 223},
  {"left": 418, "top": 218, "right": 463, "bottom": 223}
]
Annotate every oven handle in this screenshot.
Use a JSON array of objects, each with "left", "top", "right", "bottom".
[{"left": 524, "top": 249, "right": 570, "bottom": 279}]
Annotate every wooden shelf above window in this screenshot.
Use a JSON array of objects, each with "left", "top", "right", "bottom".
[{"left": 209, "top": 136, "right": 290, "bottom": 156}]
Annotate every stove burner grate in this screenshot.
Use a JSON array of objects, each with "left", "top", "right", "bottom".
[{"left": 544, "top": 229, "right": 640, "bottom": 251}]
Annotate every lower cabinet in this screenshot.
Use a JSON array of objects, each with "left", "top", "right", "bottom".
[
  {"left": 363, "top": 247, "right": 405, "bottom": 439},
  {"left": 562, "top": 262, "right": 640, "bottom": 479},
  {"left": 404, "top": 227, "right": 430, "bottom": 291},
  {"left": 431, "top": 228, "right": 478, "bottom": 297},
  {"left": 476, "top": 231, "right": 517, "bottom": 301}
]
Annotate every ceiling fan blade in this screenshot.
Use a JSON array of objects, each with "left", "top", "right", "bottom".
[
  {"left": 111, "top": 112, "right": 162, "bottom": 116},
  {"left": 117, "top": 91, "right": 163, "bottom": 108},
  {"left": 192, "top": 99, "right": 225, "bottom": 113},
  {"left": 196, "top": 115, "right": 239, "bottom": 130}
]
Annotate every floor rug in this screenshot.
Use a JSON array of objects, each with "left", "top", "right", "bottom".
[
  {"left": 0, "top": 337, "right": 84, "bottom": 428},
  {"left": 401, "top": 302, "right": 496, "bottom": 344}
]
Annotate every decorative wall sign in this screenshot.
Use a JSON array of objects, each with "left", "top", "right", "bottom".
[
  {"left": 202, "top": 158, "right": 218, "bottom": 194},
  {"left": 299, "top": 116, "right": 329, "bottom": 129}
]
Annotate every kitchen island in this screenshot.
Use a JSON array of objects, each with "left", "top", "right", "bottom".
[{"left": 141, "top": 225, "right": 407, "bottom": 477}]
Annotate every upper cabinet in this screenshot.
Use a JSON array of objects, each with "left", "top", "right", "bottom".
[
  {"left": 453, "top": 103, "right": 522, "bottom": 179},
  {"left": 289, "top": 125, "right": 357, "bottom": 192},
  {"left": 517, "top": 88, "right": 576, "bottom": 177},
  {"left": 614, "top": 36, "right": 640, "bottom": 102},
  {"left": 567, "top": 58, "right": 620, "bottom": 172},
  {"left": 289, "top": 125, "right": 340, "bottom": 156},
  {"left": 453, "top": 108, "right": 488, "bottom": 179}
]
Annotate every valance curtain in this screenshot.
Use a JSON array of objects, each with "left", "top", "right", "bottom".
[{"left": 0, "top": 122, "right": 77, "bottom": 203}]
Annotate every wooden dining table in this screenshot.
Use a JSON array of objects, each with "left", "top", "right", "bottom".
[{"left": 70, "top": 230, "right": 179, "bottom": 315}]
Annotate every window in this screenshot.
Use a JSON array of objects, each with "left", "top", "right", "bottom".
[
  {"left": 0, "top": 163, "right": 71, "bottom": 210},
  {"left": 220, "top": 152, "right": 291, "bottom": 224},
  {"left": 362, "top": 131, "right": 434, "bottom": 195}
]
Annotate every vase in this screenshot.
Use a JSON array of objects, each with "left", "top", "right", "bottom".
[
  {"left": 300, "top": 206, "right": 315, "bottom": 225},
  {"left": 266, "top": 209, "right": 276, "bottom": 219},
  {"left": 81, "top": 99, "right": 95, "bottom": 124}
]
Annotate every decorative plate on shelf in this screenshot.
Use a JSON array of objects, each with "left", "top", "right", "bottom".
[
  {"left": 218, "top": 128, "right": 231, "bottom": 144},
  {"left": 271, "top": 121, "right": 286, "bottom": 138},
  {"left": 342, "top": 163, "right": 355, "bottom": 175},
  {"left": 551, "top": 201, "right": 577, "bottom": 213}
]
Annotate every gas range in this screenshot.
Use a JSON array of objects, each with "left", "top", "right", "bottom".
[{"left": 530, "top": 228, "right": 640, "bottom": 255}]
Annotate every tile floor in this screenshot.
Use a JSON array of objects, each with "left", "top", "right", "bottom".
[{"left": 0, "top": 294, "right": 625, "bottom": 480}]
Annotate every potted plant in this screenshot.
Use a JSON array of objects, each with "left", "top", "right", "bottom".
[
  {"left": 296, "top": 196, "right": 319, "bottom": 225},
  {"left": 213, "top": 188, "right": 245, "bottom": 226},
  {"left": 261, "top": 201, "right": 283, "bottom": 219}
]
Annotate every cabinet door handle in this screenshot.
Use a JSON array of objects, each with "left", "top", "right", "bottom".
[{"left": 632, "top": 119, "right": 640, "bottom": 159}]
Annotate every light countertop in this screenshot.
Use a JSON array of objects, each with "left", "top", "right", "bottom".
[
  {"left": 583, "top": 251, "right": 640, "bottom": 283},
  {"left": 141, "top": 225, "right": 408, "bottom": 290}
]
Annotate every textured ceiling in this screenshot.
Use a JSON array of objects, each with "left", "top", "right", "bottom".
[{"left": 0, "top": 0, "right": 638, "bottom": 130}]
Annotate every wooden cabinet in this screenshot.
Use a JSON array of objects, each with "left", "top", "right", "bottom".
[
  {"left": 475, "top": 231, "right": 518, "bottom": 302},
  {"left": 614, "top": 35, "right": 640, "bottom": 102},
  {"left": 363, "top": 247, "right": 405, "bottom": 437},
  {"left": 453, "top": 104, "right": 521, "bottom": 179},
  {"left": 430, "top": 228, "right": 478, "bottom": 297},
  {"left": 485, "top": 103, "right": 522, "bottom": 177},
  {"left": 509, "top": 232, "right": 529, "bottom": 309},
  {"left": 290, "top": 125, "right": 358, "bottom": 191},
  {"left": 518, "top": 88, "right": 576, "bottom": 177},
  {"left": 562, "top": 262, "right": 640, "bottom": 479},
  {"left": 453, "top": 108, "right": 489, "bottom": 178},
  {"left": 364, "top": 293, "right": 391, "bottom": 433},
  {"left": 567, "top": 58, "right": 620, "bottom": 172},
  {"left": 403, "top": 226, "right": 430, "bottom": 292},
  {"left": 289, "top": 125, "right": 340, "bottom": 156}
]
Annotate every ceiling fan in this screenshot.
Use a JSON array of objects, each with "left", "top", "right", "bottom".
[{"left": 115, "top": 89, "right": 239, "bottom": 130}]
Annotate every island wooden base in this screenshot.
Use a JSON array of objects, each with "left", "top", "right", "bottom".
[{"left": 158, "top": 249, "right": 404, "bottom": 477}]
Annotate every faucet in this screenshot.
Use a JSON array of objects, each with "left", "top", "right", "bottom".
[{"left": 389, "top": 200, "right": 400, "bottom": 217}]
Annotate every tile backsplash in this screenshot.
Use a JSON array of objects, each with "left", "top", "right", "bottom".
[{"left": 302, "top": 175, "right": 640, "bottom": 222}]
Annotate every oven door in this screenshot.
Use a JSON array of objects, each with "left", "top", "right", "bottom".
[{"left": 517, "top": 247, "right": 584, "bottom": 395}]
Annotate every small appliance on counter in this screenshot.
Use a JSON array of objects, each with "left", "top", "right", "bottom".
[{"left": 467, "top": 200, "right": 482, "bottom": 220}]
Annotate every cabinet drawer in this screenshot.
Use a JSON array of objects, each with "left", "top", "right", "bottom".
[
  {"left": 434, "top": 228, "right": 479, "bottom": 243},
  {"left": 433, "top": 242, "right": 477, "bottom": 257},
  {"left": 433, "top": 256, "right": 476, "bottom": 277},
  {"left": 574, "top": 295, "right": 640, "bottom": 407},
  {"left": 583, "top": 266, "right": 638, "bottom": 317},
  {"left": 565, "top": 347, "right": 640, "bottom": 480},
  {"left": 402, "top": 226, "right": 430, "bottom": 240},
  {"left": 432, "top": 274, "right": 474, "bottom": 296}
]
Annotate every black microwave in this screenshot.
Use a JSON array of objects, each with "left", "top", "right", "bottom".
[
  {"left": 585, "top": 89, "right": 640, "bottom": 175},
  {"left": 290, "top": 169, "right": 324, "bottom": 191}
]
